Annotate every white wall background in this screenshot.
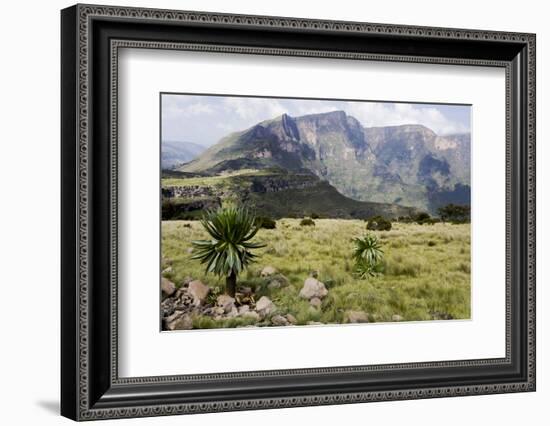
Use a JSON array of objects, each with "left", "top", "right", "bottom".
[{"left": 0, "top": 0, "right": 546, "bottom": 424}]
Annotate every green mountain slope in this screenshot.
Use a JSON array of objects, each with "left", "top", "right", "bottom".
[{"left": 162, "top": 169, "right": 417, "bottom": 220}]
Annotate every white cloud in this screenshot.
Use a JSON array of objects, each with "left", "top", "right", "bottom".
[
  {"left": 222, "top": 97, "right": 287, "bottom": 123},
  {"left": 162, "top": 97, "right": 216, "bottom": 118},
  {"left": 346, "top": 102, "right": 467, "bottom": 135}
]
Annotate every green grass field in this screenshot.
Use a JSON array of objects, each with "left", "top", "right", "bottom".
[{"left": 161, "top": 219, "right": 470, "bottom": 327}]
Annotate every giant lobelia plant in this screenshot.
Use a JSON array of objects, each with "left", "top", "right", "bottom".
[
  {"left": 191, "top": 207, "right": 265, "bottom": 297},
  {"left": 352, "top": 234, "right": 384, "bottom": 279}
]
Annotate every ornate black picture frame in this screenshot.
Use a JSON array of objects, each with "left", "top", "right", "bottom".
[{"left": 61, "top": 4, "right": 536, "bottom": 421}]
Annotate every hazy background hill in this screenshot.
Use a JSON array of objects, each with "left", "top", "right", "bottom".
[
  {"left": 178, "top": 110, "right": 470, "bottom": 213},
  {"left": 161, "top": 140, "right": 206, "bottom": 169}
]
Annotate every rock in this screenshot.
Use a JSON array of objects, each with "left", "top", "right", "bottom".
[
  {"left": 161, "top": 298, "right": 176, "bottom": 317},
  {"left": 255, "top": 296, "right": 275, "bottom": 317},
  {"left": 213, "top": 307, "right": 225, "bottom": 315},
  {"left": 261, "top": 266, "right": 277, "bottom": 277},
  {"left": 242, "top": 311, "right": 261, "bottom": 321},
  {"left": 345, "top": 311, "right": 369, "bottom": 324},
  {"left": 309, "top": 297, "right": 322, "bottom": 308},
  {"left": 226, "top": 307, "right": 239, "bottom": 318},
  {"left": 271, "top": 315, "right": 289, "bottom": 326},
  {"left": 217, "top": 295, "right": 236, "bottom": 313},
  {"left": 165, "top": 312, "right": 193, "bottom": 330},
  {"left": 238, "top": 305, "right": 250, "bottom": 315},
  {"left": 392, "top": 314, "right": 403, "bottom": 322},
  {"left": 187, "top": 280, "right": 210, "bottom": 306},
  {"left": 299, "top": 277, "right": 328, "bottom": 300},
  {"left": 162, "top": 266, "right": 173, "bottom": 275},
  {"left": 267, "top": 274, "right": 290, "bottom": 289},
  {"left": 285, "top": 314, "right": 297, "bottom": 325},
  {"left": 171, "top": 315, "right": 193, "bottom": 330},
  {"left": 268, "top": 280, "right": 282, "bottom": 289},
  {"left": 186, "top": 247, "right": 194, "bottom": 254},
  {"left": 161, "top": 277, "right": 176, "bottom": 298}
]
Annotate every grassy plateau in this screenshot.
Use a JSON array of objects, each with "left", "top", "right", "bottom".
[{"left": 162, "top": 219, "right": 471, "bottom": 327}]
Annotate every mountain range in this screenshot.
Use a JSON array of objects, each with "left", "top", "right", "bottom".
[
  {"left": 161, "top": 140, "right": 206, "bottom": 169},
  {"left": 173, "top": 110, "right": 470, "bottom": 214}
]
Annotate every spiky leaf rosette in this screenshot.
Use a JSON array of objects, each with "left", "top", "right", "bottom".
[
  {"left": 352, "top": 234, "right": 384, "bottom": 279},
  {"left": 191, "top": 207, "right": 265, "bottom": 278},
  {"left": 352, "top": 234, "right": 384, "bottom": 266}
]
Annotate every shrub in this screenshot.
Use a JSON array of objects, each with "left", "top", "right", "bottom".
[
  {"left": 366, "top": 216, "right": 392, "bottom": 231},
  {"left": 310, "top": 212, "right": 321, "bottom": 219},
  {"left": 300, "top": 218, "right": 316, "bottom": 226},
  {"left": 438, "top": 203, "right": 471, "bottom": 223},
  {"left": 415, "top": 212, "right": 436, "bottom": 225},
  {"left": 255, "top": 216, "right": 277, "bottom": 229}
]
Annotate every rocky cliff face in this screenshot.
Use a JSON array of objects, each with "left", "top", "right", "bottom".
[{"left": 181, "top": 110, "right": 470, "bottom": 213}]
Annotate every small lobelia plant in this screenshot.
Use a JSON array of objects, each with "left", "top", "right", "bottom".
[
  {"left": 191, "top": 206, "right": 265, "bottom": 297},
  {"left": 352, "top": 234, "right": 384, "bottom": 279}
]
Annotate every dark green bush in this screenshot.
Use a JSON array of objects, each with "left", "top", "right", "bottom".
[
  {"left": 415, "top": 212, "right": 437, "bottom": 225},
  {"left": 300, "top": 218, "right": 316, "bottom": 226},
  {"left": 310, "top": 212, "right": 321, "bottom": 219},
  {"left": 438, "top": 204, "right": 471, "bottom": 223},
  {"left": 366, "top": 216, "right": 392, "bottom": 231},
  {"left": 255, "top": 216, "right": 277, "bottom": 229},
  {"left": 397, "top": 216, "right": 413, "bottom": 223}
]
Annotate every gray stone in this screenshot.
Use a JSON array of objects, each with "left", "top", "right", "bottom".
[
  {"left": 165, "top": 312, "right": 193, "bottom": 330},
  {"left": 260, "top": 266, "right": 277, "bottom": 277},
  {"left": 271, "top": 315, "right": 289, "bottom": 326},
  {"left": 285, "top": 314, "right": 297, "bottom": 325},
  {"left": 392, "top": 314, "right": 404, "bottom": 322},
  {"left": 299, "top": 277, "right": 328, "bottom": 300},
  {"left": 213, "top": 307, "right": 226, "bottom": 315},
  {"left": 161, "top": 266, "right": 173, "bottom": 275},
  {"left": 242, "top": 311, "right": 261, "bottom": 321},
  {"left": 345, "top": 311, "right": 369, "bottom": 324},
  {"left": 268, "top": 280, "right": 282, "bottom": 289},
  {"left": 161, "top": 277, "right": 176, "bottom": 298},
  {"left": 238, "top": 305, "right": 250, "bottom": 315},
  {"left": 161, "top": 298, "right": 176, "bottom": 317},
  {"left": 217, "top": 295, "right": 236, "bottom": 313},
  {"left": 187, "top": 280, "right": 210, "bottom": 306},
  {"left": 226, "top": 306, "right": 239, "bottom": 318},
  {"left": 255, "top": 296, "right": 276, "bottom": 317},
  {"left": 267, "top": 274, "right": 290, "bottom": 289},
  {"left": 309, "top": 297, "right": 322, "bottom": 308}
]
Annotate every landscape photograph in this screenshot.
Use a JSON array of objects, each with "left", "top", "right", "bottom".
[{"left": 160, "top": 94, "right": 472, "bottom": 331}]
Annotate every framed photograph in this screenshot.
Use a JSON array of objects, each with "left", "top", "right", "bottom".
[{"left": 61, "top": 4, "right": 536, "bottom": 421}]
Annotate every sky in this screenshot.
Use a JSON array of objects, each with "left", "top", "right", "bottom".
[{"left": 161, "top": 93, "right": 471, "bottom": 147}]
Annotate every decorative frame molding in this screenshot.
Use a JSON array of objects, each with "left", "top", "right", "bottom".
[{"left": 61, "top": 4, "right": 536, "bottom": 421}]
